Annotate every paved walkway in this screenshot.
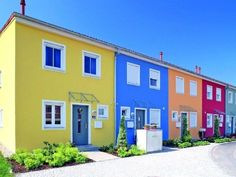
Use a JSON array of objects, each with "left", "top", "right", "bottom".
[
  {"left": 82, "top": 150, "right": 119, "bottom": 162},
  {"left": 16, "top": 144, "right": 232, "bottom": 177}
]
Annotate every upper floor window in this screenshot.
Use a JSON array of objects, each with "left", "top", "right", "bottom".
[
  {"left": 43, "top": 40, "right": 66, "bottom": 72},
  {"left": 150, "top": 109, "right": 161, "bottom": 128},
  {"left": 207, "top": 85, "right": 213, "bottom": 100},
  {"left": 228, "top": 91, "right": 233, "bottom": 104},
  {"left": 127, "top": 62, "right": 140, "bottom": 86},
  {"left": 176, "top": 76, "right": 184, "bottom": 94},
  {"left": 190, "top": 80, "right": 197, "bottom": 96},
  {"left": 82, "top": 51, "right": 101, "bottom": 78},
  {"left": 42, "top": 100, "right": 66, "bottom": 129},
  {"left": 216, "top": 88, "right": 221, "bottom": 102},
  {"left": 149, "top": 69, "right": 160, "bottom": 90}
]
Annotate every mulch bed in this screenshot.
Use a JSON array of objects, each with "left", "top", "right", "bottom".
[{"left": 9, "top": 159, "right": 94, "bottom": 173}]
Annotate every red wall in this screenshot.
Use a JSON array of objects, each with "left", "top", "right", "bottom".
[{"left": 202, "top": 80, "right": 225, "bottom": 137}]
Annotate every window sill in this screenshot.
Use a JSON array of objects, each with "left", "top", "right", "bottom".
[
  {"left": 43, "top": 127, "right": 66, "bottom": 130},
  {"left": 43, "top": 66, "right": 65, "bottom": 73},
  {"left": 127, "top": 83, "right": 140, "bottom": 86},
  {"left": 83, "top": 73, "right": 101, "bottom": 79},
  {"left": 149, "top": 86, "right": 160, "bottom": 90}
]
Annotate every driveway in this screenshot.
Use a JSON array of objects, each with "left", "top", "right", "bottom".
[
  {"left": 210, "top": 142, "right": 236, "bottom": 177},
  {"left": 16, "top": 144, "right": 232, "bottom": 177}
]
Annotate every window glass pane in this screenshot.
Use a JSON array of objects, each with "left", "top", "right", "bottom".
[
  {"left": 99, "top": 108, "right": 104, "bottom": 116},
  {"left": 91, "top": 58, "right": 97, "bottom": 75},
  {"left": 45, "top": 105, "right": 52, "bottom": 124},
  {"left": 55, "top": 105, "right": 61, "bottom": 124},
  {"left": 54, "top": 49, "right": 61, "bottom": 68},
  {"left": 84, "top": 56, "right": 90, "bottom": 73},
  {"left": 46, "top": 47, "right": 53, "bottom": 66},
  {"left": 150, "top": 78, "right": 157, "bottom": 86}
]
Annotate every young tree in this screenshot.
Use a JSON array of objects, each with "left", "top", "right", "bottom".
[
  {"left": 181, "top": 115, "right": 192, "bottom": 142},
  {"left": 214, "top": 116, "right": 220, "bottom": 138},
  {"left": 117, "top": 116, "right": 128, "bottom": 148}
]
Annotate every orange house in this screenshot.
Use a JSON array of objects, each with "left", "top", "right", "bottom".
[{"left": 168, "top": 69, "right": 202, "bottom": 139}]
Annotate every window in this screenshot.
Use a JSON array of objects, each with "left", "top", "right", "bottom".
[
  {"left": 190, "top": 112, "right": 197, "bottom": 128},
  {"left": 219, "top": 115, "right": 224, "bottom": 127},
  {"left": 207, "top": 113, "right": 213, "bottom": 128},
  {"left": 172, "top": 111, "right": 178, "bottom": 121},
  {"left": 150, "top": 109, "right": 161, "bottom": 128},
  {"left": 0, "top": 109, "right": 3, "bottom": 128},
  {"left": 42, "top": 100, "right": 66, "bottom": 129},
  {"left": 97, "top": 105, "right": 108, "bottom": 118},
  {"left": 43, "top": 40, "right": 65, "bottom": 71},
  {"left": 83, "top": 51, "right": 101, "bottom": 77},
  {"left": 216, "top": 88, "right": 221, "bottom": 102},
  {"left": 207, "top": 85, "right": 213, "bottom": 100},
  {"left": 228, "top": 91, "right": 233, "bottom": 103},
  {"left": 149, "top": 69, "right": 160, "bottom": 90},
  {"left": 121, "top": 106, "right": 130, "bottom": 120},
  {"left": 190, "top": 80, "right": 197, "bottom": 96},
  {"left": 176, "top": 76, "right": 184, "bottom": 94},
  {"left": 127, "top": 62, "right": 140, "bottom": 86}
]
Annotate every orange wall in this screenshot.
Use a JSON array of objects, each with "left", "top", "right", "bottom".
[{"left": 169, "top": 69, "right": 202, "bottom": 139}]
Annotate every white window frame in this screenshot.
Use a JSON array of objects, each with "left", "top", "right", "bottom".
[
  {"left": 0, "top": 109, "right": 3, "bottom": 128},
  {"left": 82, "top": 50, "right": 101, "bottom": 78},
  {"left": 207, "top": 85, "right": 213, "bottom": 100},
  {"left": 42, "top": 100, "right": 66, "bottom": 130},
  {"left": 120, "top": 106, "right": 131, "bottom": 120},
  {"left": 176, "top": 76, "right": 184, "bottom": 94},
  {"left": 172, "top": 111, "right": 178, "bottom": 121},
  {"left": 127, "top": 62, "right": 140, "bottom": 86},
  {"left": 190, "top": 80, "right": 197, "bottom": 96},
  {"left": 206, "top": 113, "right": 213, "bottom": 128},
  {"left": 42, "top": 40, "right": 66, "bottom": 72},
  {"left": 189, "top": 112, "right": 197, "bottom": 128},
  {"left": 149, "top": 109, "right": 161, "bottom": 128},
  {"left": 216, "top": 88, "right": 221, "bottom": 102},
  {"left": 228, "top": 91, "right": 233, "bottom": 104},
  {"left": 149, "top": 69, "right": 160, "bottom": 90},
  {"left": 97, "top": 104, "right": 109, "bottom": 119}
]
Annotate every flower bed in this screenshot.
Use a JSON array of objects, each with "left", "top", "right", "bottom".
[
  {"left": 0, "top": 151, "right": 13, "bottom": 177},
  {"left": 163, "top": 138, "right": 210, "bottom": 148},
  {"left": 9, "top": 142, "right": 92, "bottom": 173}
]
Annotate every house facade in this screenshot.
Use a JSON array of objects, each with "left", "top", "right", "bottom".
[
  {"left": 115, "top": 53, "right": 169, "bottom": 144},
  {"left": 0, "top": 13, "right": 116, "bottom": 152},
  {"left": 202, "top": 80, "right": 226, "bottom": 137},
  {"left": 225, "top": 87, "right": 236, "bottom": 136},
  {"left": 168, "top": 69, "right": 202, "bottom": 139}
]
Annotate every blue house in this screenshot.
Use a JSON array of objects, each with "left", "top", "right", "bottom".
[{"left": 115, "top": 53, "right": 169, "bottom": 144}]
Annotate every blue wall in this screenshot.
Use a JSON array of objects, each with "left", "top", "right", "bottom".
[{"left": 116, "top": 53, "right": 169, "bottom": 144}]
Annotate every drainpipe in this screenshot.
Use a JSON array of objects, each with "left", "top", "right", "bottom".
[{"left": 114, "top": 50, "right": 118, "bottom": 145}]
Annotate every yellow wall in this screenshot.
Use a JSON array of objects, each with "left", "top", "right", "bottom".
[
  {"left": 0, "top": 21, "right": 16, "bottom": 153},
  {"left": 15, "top": 22, "right": 115, "bottom": 150}
]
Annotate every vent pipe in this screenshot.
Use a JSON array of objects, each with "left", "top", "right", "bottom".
[
  {"left": 20, "top": 0, "right": 26, "bottom": 15},
  {"left": 160, "top": 51, "right": 163, "bottom": 61}
]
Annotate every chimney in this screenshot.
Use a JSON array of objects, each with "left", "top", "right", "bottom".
[
  {"left": 198, "top": 67, "right": 201, "bottom": 74},
  {"left": 160, "top": 51, "right": 163, "bottom": 62},
  {"left": 20, "top": 0, "right": 26, "bottom": 15},
  {"left": 195, "top": 65, "right": 198, "bottom": 73}
]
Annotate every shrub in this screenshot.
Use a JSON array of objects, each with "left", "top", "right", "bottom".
[
  {"left": 181, "top": 116, "right": 192, "bottom": 142},
  {"left": 213, "top": 117, "right": 220, "bottom": 138},
  {"left": 214, "top": 138, "right": 231, "bottom": 143},
  {"left": 0, "top": 152, "right": 13, "bottom": 177},
  {"left": 206, "top": 136, "right": 215, "bottom": 143},
  {"left": 128, "top": 145, "right": 145, "bottom": 156},
  {"left": 117, "top": 147, "right": 130, "bottom": 158},
  {"left": 192, "top": 141, "right": 210, "bottom": 146},
  {"left": 24, "top": 157, "right": 42, "bottom": 170},
  {"left": 117, "top": 116, "right": 128, "bottom": 148},
  {"left": 11, "top": 149, "right": 32, "bottom": 165},
  {"left": 178, "top": 142, "right": 192, "bottom": 148},
  {"left": 163, "top": 138, "right": 182, "bottom": 147},
  {"left": 99, "top": 143, "right": 115, "bottom": 154},
  {"left": 75, "top": 154, "right": 87, "bottom": 164}
]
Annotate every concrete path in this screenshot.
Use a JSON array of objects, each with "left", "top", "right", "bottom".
[
  {"left": 16, "top": 143, "right": 232, "bottom": 177},
  {"left": 82, "top": 150, "right": 119, "bottom": 162}
]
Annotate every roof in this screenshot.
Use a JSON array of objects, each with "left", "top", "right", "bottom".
[{"left": 1, "top": 12, "right": 236, "bottom": 89}]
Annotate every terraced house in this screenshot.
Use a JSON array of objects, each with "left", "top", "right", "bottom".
[{"left": 0, "top": 13, "right": 116, "bottom": 153}]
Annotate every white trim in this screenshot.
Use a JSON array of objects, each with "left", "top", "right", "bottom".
[
  {"left": 180, "top": 111, "right": 188, "bottom": 136},
  {"left": 134, "top": 108, "right": 147, "bottom": 130},
  {"left": 127, "top": 62, "right": 140, "bottom": 86},
  {"left": 206, "top": 113, "right": 213, "bottom": 128},
  {"left": 120, "top": 106, "right": 131, "bottom": 120},
  {"left": 42, "top": 100, "right": 66, "bottom": 130},
  {"left": 42, "top": 40, "right": 66, "bottom": 72},
  {"left": 207, "top": 85, "right": 213, "bottom": 100},
  {"left": 149, "top": 69, "right": 160, "bottom": 90},
  {"left": 82, "top": 50, "right": 101, "bottom": 78},
  {"left": 149, "top": 108, "right": 161, "bottom": 128},
  {"left": 189, "top": 112, "right": 197, "bottom": 128},
  {"left": 216, "top": 88, "right": 222, "bottom": 102},
  {"left": 172, "top": 111, "right": 178, "bottom": 121},
  {"left": 97, "top": 104, "right": 109, "bottom": 119},
  {"left": 176, "top": 76, "right": 185, "bottom": 94},
  {"left": 70, "top": 103, "right": 91, "bottom": 145}
]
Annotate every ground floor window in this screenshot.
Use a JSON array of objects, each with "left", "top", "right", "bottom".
[
  {"left": 121, "top": 106, "right": 131, "bottom": 120},
  {"left": 189, "top": 112, "right": 197, "bottom": 128},
  {"left": 42, "top": 100, "right": 66, "bottom": 129},
  {"left": 207, "top": 113, "right": 213, "bottom": 128},
  {"left": 150, "top": 109, "right": 161, "bottom": 128}
]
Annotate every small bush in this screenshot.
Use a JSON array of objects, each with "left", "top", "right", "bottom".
[
  {"left": 192, "top": 141, "right": 210, "bottom": 146},
  {"left": 163, "top": 138, "right": 182, "bottom": 147},
  {"left": 206, "top": 137, "right": 215, "bottom": 143},
  {"left": 11, "top": 149, "right": 32, "bottom": 165},
  {"left": 0, "top": 152, "right": 13, "bottom": 177},
  {"left": 214, "top": 138, "right": 231, "bottom": 143},
  {"left": 128, "top": 145, "right": 145, "bottom": 156},
  {"left": 75, "top": 154, "right": 87, "bottom": 164},
  {"left": 117, "top": 147, "right": 130, "bottom": 158},
  {"left": 178, "top": 142, "right": 192, "bottom": 148}
]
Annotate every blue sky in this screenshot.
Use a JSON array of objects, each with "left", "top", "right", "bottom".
[{"left": 1, "top": 0, "right": 236, "bottom": 85}]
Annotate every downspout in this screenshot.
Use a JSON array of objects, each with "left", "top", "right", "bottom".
[{"left": 114, "top": 50, "right": 118, "bottom": 145}]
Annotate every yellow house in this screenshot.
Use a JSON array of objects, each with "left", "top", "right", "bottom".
[{"left": 0, "top": 13, "right": 116, "bottom": 153}]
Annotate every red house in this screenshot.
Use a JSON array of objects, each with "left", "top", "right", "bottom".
[{"left": 202, "top": 79, "right": 226, "bottom": 137}]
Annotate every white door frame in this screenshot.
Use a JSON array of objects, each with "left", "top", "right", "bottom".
[
  {"left": 71, "top": 103, "right": 91, "bottom": 145},
  {"left": 134, "top": 107, "right": 147, "bottom": 130},
  {"left": 180, "top": 111, "right": 188, "bottom": 137}
]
